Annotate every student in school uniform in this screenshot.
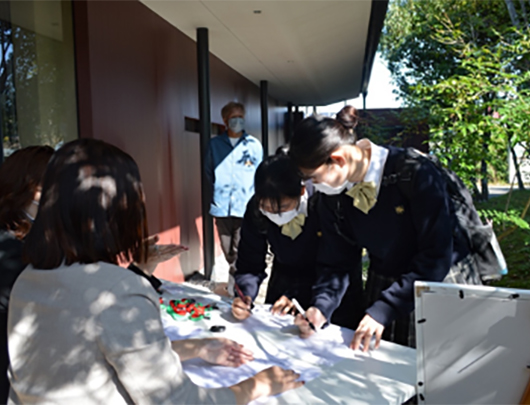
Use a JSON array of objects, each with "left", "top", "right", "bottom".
[
  {"left": 288, "top": 106, "right": 481, "bottom": 350},
  {"left": 231, "top": 151, "right": 363, "bottom": 330}
]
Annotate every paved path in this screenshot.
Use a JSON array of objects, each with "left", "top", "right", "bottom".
[{"left": 489, "top": 184, "right": 513, "bottom": 198}]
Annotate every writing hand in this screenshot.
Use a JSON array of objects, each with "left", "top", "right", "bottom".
[
  {"left": 294, "top": 306, "right": 325, "bottom": 338},
  {"left": 231, "top": 296, "right": 252, "bottom": 320}
]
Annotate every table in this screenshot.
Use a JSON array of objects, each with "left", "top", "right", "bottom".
[{"left": 160, "top": 281, "right": 417, "bottom": 405}]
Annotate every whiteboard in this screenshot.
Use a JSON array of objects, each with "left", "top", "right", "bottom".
[{"left": 415, "top": 281, "right": 530, "bottom": 404}]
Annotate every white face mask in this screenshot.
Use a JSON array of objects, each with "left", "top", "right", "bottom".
[
  {"left": 228, "top": 117, "right": 245, "bottom": 133},
  {"left": 259, "top": 191, "right": 308, "bottom": 226},
  {"left": 313, "top": 180, "right": 350, "bottom": 195},
  {"left": 260, "top": 207, "right": 299, "bottom": 226}
]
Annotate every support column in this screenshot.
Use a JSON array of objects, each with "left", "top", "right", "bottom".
[
  {"left": 260, "top": 80, "right": 269, "bottom": 157},
  {"left": 197, "top": 27, "right": 214, "bottom": 279},
  {"left": 0, "top": 106, "right": 4, "bottom": 165},
  {"left": 285, "top": 102, "right": 293, "bottom": 143},
  {"left": 363, "top": 91, "right": 367, "bottom": 110}
]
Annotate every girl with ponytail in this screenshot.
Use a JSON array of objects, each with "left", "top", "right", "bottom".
[{"left": 289, "top": 106, "right": 480, "bottom": 350}]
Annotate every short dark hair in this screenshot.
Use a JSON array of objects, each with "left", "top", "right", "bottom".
[
  {"left": 24, "top": 139, "right": 149, "bottom": 269},
  {"left": 289, "top": 113, "right": 357, "bottom": 170},
  {"left": 254, "top": 153, "right": 302, "bottom": 214},
  {"left": 0, "top": 146, "right": 54, "bottom": 239},
  {"left": 221, "top": 102, "right": 245, "bottom": 121}
]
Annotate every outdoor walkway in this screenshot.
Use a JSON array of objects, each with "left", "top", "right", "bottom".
[{"left": 489, "top": 184, "right": 512, "bottom": 197}]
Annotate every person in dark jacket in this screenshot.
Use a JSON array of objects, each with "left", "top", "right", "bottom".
[
  {"left": 232, "top": 151, "right": 363, "bottom": 329},
  {"left": 0, "top": 145, "right": 54, "bottom": 403},
  {"left": 288, "top": 106, "right": 481, "bottom": 350}
]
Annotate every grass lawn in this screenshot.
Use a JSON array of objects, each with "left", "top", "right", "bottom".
[{"left": 476, "top": 189, "right": 530, "bottom": 290}]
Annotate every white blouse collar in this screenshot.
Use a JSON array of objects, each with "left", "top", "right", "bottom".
[{"left": 347, "top": 139, "right": 389, "bottom": 197}]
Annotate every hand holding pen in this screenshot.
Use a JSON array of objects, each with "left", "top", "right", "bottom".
[
  {"left": 231, "top": 283, "right": 254, "bottom": 321},
  {"left": 291, "top": 299, "right": 316, "bottom": 332},
  {"left": 293, "top": 302, "right": 326, "bottom": 339}
]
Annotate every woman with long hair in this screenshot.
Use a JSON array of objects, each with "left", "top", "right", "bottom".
[
  {"left": 0, "top": 145, "right": 54, "bottom": 403},
  {"left": 289, "top": 106, "right": 481, "bottom": 350},
  {"left": 7, "top": 139, "right": 301, "bottom": 404}
]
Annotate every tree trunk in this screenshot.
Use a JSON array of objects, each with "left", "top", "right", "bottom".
[
  {"left": 509, "top": 142, "right": 526, "bottom": 190},
  {"left": 481, "top": 158, "right": 489, "bottom": 201},
  {"left": 470, "top": 177, "right": 481, "bottom": 201},
  {"left": 505, "top": 0, "right": 521, "bottom": 26},
  {"left": 480, "top": 128, "right": 491, "bottom": 201}
]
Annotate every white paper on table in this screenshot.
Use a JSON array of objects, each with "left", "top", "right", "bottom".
[
  {"left": 162, "top": 299, "right": 358, "bottom": 389},
  {"left": 160, "top": 281, "right": 416, "bottom": 405}
]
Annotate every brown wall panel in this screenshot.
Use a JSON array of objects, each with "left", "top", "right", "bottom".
[{"left": 73, "top": 0, "right": 286, "bottom": 282}]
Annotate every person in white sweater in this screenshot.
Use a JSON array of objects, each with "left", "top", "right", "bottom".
[{"left": 7, "top": 138, "right": 302, "bottom": 405}]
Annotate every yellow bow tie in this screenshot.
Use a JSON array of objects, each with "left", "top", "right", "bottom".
[
  {"left": 281, "top": 213, "right": 306, "bottom": 240},
  {"left": 345, "top": 181, "right": 377, "bottom": 214}
]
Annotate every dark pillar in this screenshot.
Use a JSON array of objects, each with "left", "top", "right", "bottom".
[
  {"left": 197, "top": 27, "right": 214, "bottom": 279},
  {"left": 285, "top": 102, "right": 293, "bottom": 143},
  {"left": 0, "top": 106, "right": 4, "bottom": 166},
  {"left": 363, "top": 91, "right": 367, "bottom": 110},
  {"left": 260, "top": 80, "right": 269, "bottom": 157}
]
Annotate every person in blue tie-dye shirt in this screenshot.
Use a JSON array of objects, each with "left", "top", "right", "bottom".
[{"left": 205, "top": 102, "right": 263, "bottom": 290}]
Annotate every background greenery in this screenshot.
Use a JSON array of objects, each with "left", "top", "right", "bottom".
[
  {"left": 380, "top": 0, "right": 530, "bottom": 200},
  {"left": 477, "top": 190, "right": 530, "bottom": 289},
  {"left": 378, "top": 0, "right": 530, "bottom": 289}
]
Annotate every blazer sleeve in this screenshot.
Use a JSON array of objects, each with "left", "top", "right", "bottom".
[
  {"left": 97, "top": 274, "right": 235, "bottom": 405},
  {"left": 366, "top": 160, "right": 454, "bottom": 326},
  {"left": 311, "top": 195, "right": 363, "bottom": 322},
  {"left": 234, "top": 201, "right": 268, "bottom": 300}
]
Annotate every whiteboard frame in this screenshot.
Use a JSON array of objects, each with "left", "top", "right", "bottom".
[{"left": 415, "top": 281, "right": 530, "bottom": 404}]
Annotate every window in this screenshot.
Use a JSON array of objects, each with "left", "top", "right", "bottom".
[{"left": 0, "top": 0, "right": 77, "bottom": 161}]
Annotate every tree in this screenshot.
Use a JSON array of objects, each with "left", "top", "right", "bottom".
[{"left": 380, "top": 0, "right": 528, "bottom": 200}]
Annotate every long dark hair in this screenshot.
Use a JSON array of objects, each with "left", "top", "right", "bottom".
[
  {"left": 254, "top": 151, "right": 303, "bottom": 215},
  {"left": 289, "top": 107, "right": 359, "bottom": 169},
  {"left": 24, "top": 138, "right": 149, "bottom": 269},
  {"left": 0, "top": 146, "right": 54, "bottom": 239}
]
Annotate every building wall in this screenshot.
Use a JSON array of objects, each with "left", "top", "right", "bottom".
[{"left": 73, "top": 0, "right": 286, "bottom": 282}]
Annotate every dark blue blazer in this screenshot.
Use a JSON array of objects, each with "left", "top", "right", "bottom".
[
  {"left": 313, "top": 146, "right": 470, "bottom": 326},
  {"left": 234, "top": 195, "right": 321, "bottom": 302}
]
